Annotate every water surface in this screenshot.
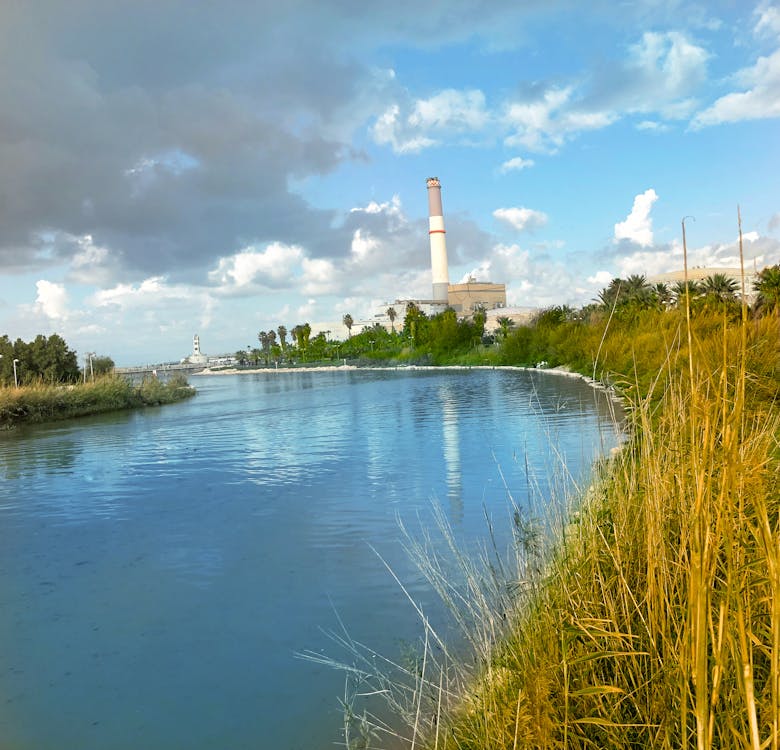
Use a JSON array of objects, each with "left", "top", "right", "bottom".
[{"left": 0, "top": 369, "right": 620, "bottom": 749}]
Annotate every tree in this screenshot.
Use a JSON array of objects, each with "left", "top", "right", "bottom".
[
  {"left": 472, "top": 305, "right": 486, "bottom": 340},
  {"left": 386, "top": 307, "right": 397, "bottom": 333},
  {"left": 343, "top": 313, "right": 354, "bottom": 338},
  {"left": 597, "top": 278, "right": 624, "bottom": 309},
  {"left": 91, "top": 355, "right": 115, "bottom": 376},
  {"left": 652, "top": 283, "right": 673, "bottom": 308},
  {"left": 277, "top": 325, "right": 288, "bottom": 350},
  {"left": 671, "top": 280, "right": 701, "bottom": 307},
  {"left": 403, "top": 302, "right": 427, "bottom": 347},
  {"left": 701, "top": 273, "right": 739, "bottom": 305},
  {"left": 496, "top": 316, "right": 515, "bottom": 339},
  {"left": 291, "top": 325, "right": 303, "bottom": 350},
  {"left": 754, "top": 264, "right": 780, "bottom": 315}
]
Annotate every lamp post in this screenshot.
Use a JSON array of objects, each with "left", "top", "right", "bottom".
[{"left": 13, "top": 359, "right": 19, "bottom": 388}]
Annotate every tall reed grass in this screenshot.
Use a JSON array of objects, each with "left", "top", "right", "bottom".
[
  {"left": 0, "top": 373, "right": 195, "bottom": 428},
  {"left": 311, "top": 310, "right": 780, "bottom": 748}
]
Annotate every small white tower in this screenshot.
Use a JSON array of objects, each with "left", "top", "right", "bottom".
[{"left": 189, "top": 334, "right": 208, "bottom": 365}]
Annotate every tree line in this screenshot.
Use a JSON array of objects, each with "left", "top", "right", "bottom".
[
  {"left": 226, "top": 264, "right": 780, "bottom": 369},
  {"left": 0, "top": 334, "right": 114, "bottom": 387}
]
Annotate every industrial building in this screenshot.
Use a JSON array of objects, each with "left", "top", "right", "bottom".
[{"left": 367, "top": 177, "right": 507, "bottom": 330}]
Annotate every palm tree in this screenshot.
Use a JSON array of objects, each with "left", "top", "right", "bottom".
[
  {"left": 652, "top": 282, "right": 673, "bottom": 308},
  {"left": 701, "top": 273, "right": 739, "bottom": 304},
  {"left": 596, "top": 278, "right": 624, "bottom": 309},
  {"left": 386, "top": 307, "right": 397, "bottom": 333},
  {"left": 754, "top": 264, "right": 780, "bottom": 315},
  {"left": 496, "top": 316, "right": 514, "bottom": 339},
  {"left": 291, "top": 325, "right": 302, "bottom": 351},
  {"left": 343, "top": 313, "right": 354, "bottom": 338},
  {"left": 277, "top": 325, "right": 288, "bottom": 350},
  {"left": 671, "top": 280, "right": 701, "bottom": 307}
]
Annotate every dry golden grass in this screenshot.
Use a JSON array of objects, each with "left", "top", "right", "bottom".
[{"left": 411, "top": 314, "right": 780, "bottom": 749}]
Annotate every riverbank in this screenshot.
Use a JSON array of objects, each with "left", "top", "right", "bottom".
[
  {"left": 355, "top": 313, "right": 780, "bottom": 748},
  {"left": 0, "top": 374, "right": 195, "bottom": 428}
]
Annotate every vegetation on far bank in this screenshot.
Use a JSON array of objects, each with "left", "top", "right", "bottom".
[
  {"left": 231, "top": 264, "right": 780, "bottom": 375},
  {"left": 0, "top": 374, "right": 195, "bottom": 429}
]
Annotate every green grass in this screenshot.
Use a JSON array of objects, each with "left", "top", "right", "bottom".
[{"left": 0, "top": 373, "right": 195, "bottom": 428}]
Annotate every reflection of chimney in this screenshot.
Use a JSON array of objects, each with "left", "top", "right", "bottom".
[{"left": 426, "top": 177, "right": 450, "bottom": 302}]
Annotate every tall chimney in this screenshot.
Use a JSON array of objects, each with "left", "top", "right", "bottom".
[{"left": 426, "top": 177, "right": 450, "bottom": 303}]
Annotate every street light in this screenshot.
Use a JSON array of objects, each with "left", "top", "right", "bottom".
[{"left": 13, "top": 359, "right": 19, "bottom": 388}]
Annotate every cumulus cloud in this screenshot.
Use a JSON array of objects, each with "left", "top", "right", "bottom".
[
  {"left": 372, "top": 89, "right": 489, "bottom": 154},
  {"left": 502, "top": 31, "right": 708, "bottom": 152},
  {"left": 614, "top": 189, "right": 658, "bottom": 247},
  {"left": 90, "top": 277, "right": 190, "bottom": 308},
  {"left": 208, "top": 243, "right": 305, "bottom": 294},
  {"left": 692, "top": 47, "right": 780, "bottom": 127},
  {"left": 499, "top": 156, "right": 535, "bottom": 173},
  {"left": 33, "top": 280, "right": 70, "bottom": 320},
  {"left": 493, "top": 207, "right": 549, "bottom": 232}
]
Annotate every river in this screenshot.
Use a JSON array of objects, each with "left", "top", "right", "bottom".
[{"left": 0, "top": 368, "right": 621, "bottom": 749}]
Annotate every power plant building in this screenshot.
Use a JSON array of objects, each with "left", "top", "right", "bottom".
[
  {"left": 447, "top": 278, "right": 506, "bottom": 313},
  {"left": 368, "top": 177, "right": 507, "bottom": 331},
  {"left": 426, "top": 176, "right": 506, "bottom": 313}
]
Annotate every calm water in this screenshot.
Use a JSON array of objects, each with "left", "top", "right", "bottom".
[{"left": 0, "top": 369, "right": 620, "bottom": 749}]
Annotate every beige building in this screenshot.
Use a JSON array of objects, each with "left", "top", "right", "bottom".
[{"left": 447, "top": 279, "right": 506, "bottom": 313}]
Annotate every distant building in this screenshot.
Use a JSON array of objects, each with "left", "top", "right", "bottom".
[{"left": 447, "top": 278, "right": 506, "bottom": 313}]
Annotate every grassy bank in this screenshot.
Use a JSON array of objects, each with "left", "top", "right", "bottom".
[
  {"left": 345, "top": 309, "right": 780, "bottom": 748},
  {"left": 0, "top": 373, "right": 195, "bottom": 428}
]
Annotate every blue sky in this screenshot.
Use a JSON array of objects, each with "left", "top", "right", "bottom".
[{"left": 0, "top": 1, "right": 778, "bottom": 365}]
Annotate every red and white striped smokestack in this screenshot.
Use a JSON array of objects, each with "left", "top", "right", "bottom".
[{"left": 426, "top": 177, "right": 450, "bottom": 303}]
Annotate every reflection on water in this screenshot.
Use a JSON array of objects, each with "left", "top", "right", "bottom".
[
  {"left": 0, "top": 369, "right": 621, "bottom": 750},
  {"left": 439, "top": 382, "right": 463, "bottom": 522}
]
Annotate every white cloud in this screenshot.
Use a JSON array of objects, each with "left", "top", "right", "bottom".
[
  {"left": 499, "top": 156, "right": 535, "bottom": 173},
  {"left": 371, "top": 104, "right": 437, "bottom": 153},
  {"left": 349, "top": 229, "right": 381, "bottom": 264},
  {"left": 371, "top": 89, "right": 489, "bottom": 154},
  {"left": 493, "top": 206, "right": 549, "bottom": 232},
  {"left": 34, "top": 280, "right": 70, "bottom": 320},
  {"left": 503, "top": 86, "right": 575, "bottom": 152},
  {"left": 208, "top": 242, "right": 305, "bottom": 292},
  {"left": 636, "top": 120, "right": 670, "bottom": 132},
  {"left": 587, "top": 270, "right": 614, "bottom": 285},
  {"left": 301, "top": 257, "right": 339, "bottom": 295},
  {"left": 614, "top": 189, "right": 658, "bottom": 247},
  {"left": 67, "top": 234, "right": 118, "bottom": 286},
  {"left": 755, "top": 1, "right": 780, "bottom": 37},
  {"left": 408, "top": 89, "right": 489, "bottom": 131},
  {"left": 91, "top": 276, "right": 193, "bottom": 308},
  {"left": 626, "top": 32, "right": 709, "bottom": 118},
  {"left": 350, "top": 195, "right": 402, "bottom": 217},
  {"left": 692, "top": 47, "right": 780, "bottom": 127}
]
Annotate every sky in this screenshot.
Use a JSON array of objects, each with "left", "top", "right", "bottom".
[{"left": 1, "top": 1, "right": 779, "bottom": 366}]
